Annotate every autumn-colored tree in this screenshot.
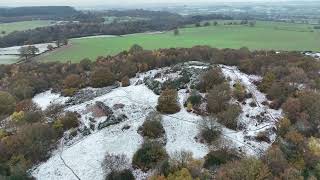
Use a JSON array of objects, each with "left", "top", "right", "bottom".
[
  {"left": 217, "top": 104, "right": 242, "bottom": 130},
  {"left": 277, "top": 117, "right": 291, "bottom": 137},
  {"left": 259, "top": 71, "right": 276, "bottom": 92},
  {"left": 285, "top": 67, "right": 307, "bottom": 87},
  {"left": 285, "top": 130, "right": 304, "bottom": 146},
  {"left": 63, "top": 74, "right": 83, "bottom": 89},
  {"left": 262, "top": 145, "right": 289, "bottom": 176},
  {"left": 198, "top": 67, "right": 225, "bottom": 92},
  {"left": 15, "top": 99, "right": 39, "bottom": 112},
  {"left": 207, "top": 83, "right": 231, "bottom": 114},
  {"left": 59, "top": 112, "right": 79, "bottom": 130},
  {"left": 216, "top": 158, "right": 271, "bottom": 180},
  {"left": 282, "top": 98, "right": 301, "bottom": 123},
  {"left": 121, "top": 76, "right": 130, "bottom": 87},
  {"left": 279, "top": 168, "right": 303, "bottom": 180},
  {"left": 308, "top": 137, "right": 320, "bottom": 157},
  {"left": 90, "top": 67, "right": 115, "bottom": 88},
  {"left": 298, "top": 91, "right": 320, "bottom": 129},
  {"left": 11, "top": 111, "right": 25, "bottom": 124},
  {"left": 0, "top": 91, "right": 16, "bottom": 117},
  {"left": 167, "top": 168, "right": 192, "bottom": 180},
  {"left": 157, "top": 89, "right": 180, "bottom": 114},
  {"left": 2, "top": 123, "right": 58, "bottom": 164},
  {"left": 233, "top": 81, "right": 246, "bottom": 102}
]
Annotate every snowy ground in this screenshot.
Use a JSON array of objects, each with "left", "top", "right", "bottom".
[
  {"left": 33, "top": 90, "right": 70, "bottom": 110},
  {"left": 304, "top": 52, "right": 320, "bottom": 60},
  {"left": 220, "top": 65, "right": 282, "bottom": 155},
  {"left": 0, "top": 43, "right": 56, "bottom": 55},
  {"left": 31, "top": 63, "right": 282, "bottom": 180}
]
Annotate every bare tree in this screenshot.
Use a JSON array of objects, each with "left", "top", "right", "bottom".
[
  {"left": 102, "top": 153, "right": 130, "bottom": 173},
  {"left": 18, "top": 46, "right": 30, "bottom": 60},
  {"left": 47, "top": 44, "right": 54, "bottom": 51},
  {"left": 199, "top": 116, "right": 222, "bottom": 144},
  {"left": 170, "top": 150, "right": 193, "bottom": 168}
]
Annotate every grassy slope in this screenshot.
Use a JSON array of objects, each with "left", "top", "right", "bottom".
[
  {"left": 38, "top": 21, "right": 320, "bottom": 63},
  {"left": 0, "top": 20, "right": 53, "bottom": 36}
]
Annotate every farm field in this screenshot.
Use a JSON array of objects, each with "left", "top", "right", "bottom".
[
  {"left": 0, "top": 55, "right": 18, "bottom": 64},
  {"left": 34, "top": 21, "right": 320, "bottom": 62},
  {"left": 0, "top": 20, "right": 54, "bottom": 36}
]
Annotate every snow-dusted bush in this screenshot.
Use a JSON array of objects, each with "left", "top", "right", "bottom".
[
  {"left": 233, "top": 82, "right": 246, "bottom": 102},
  {"left": 187, "top": 90, "right": 202, "bottom": 106},
  {"left": 139, "top": 112, "right": 165, "bottom": 139},
  {"left": 217, "top": 104, "right": 242, "bottom": 130},
  {"left": 157, "top": 89, "right": 180, "bottom": 114},
  {"left": 59, "top": 111, "right": 80, "bottom": 130},
  {"left": 207, "top": 83, "right": 231, "bottom": 114},
  {"left": 197, "top": 67, "right": 225, "bottom": 93},
  {"left": 203, "top": 148, "right": 240, "bottom": 170},
  {"left": 102, "top": 153, "right": 130, "bottom": 174},
  {"left": 121, "top": 76, "right": 130, "bottom": 87},
  {"left": 106, "top": 169, "right": 135, "bottom": 180},
  {"left": 132, "top": 141, "right": 168, "bottom": 171},
  {"left": 200, "top": 116, "right": 222, "bottom": 144},
  {"left": 0, "top": 91, "right": 16, "bottom": 117}
]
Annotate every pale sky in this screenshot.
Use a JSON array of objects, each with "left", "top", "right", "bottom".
[{"left": 0, "top": 0, "right": 298, "bottom": 7}]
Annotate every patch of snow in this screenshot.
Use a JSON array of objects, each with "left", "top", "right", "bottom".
[
  {"left": 220, "top": 65, "right": 282, "bottom": 155},
  {"left": 32, "top": 90, "right": 69, "bottom": 110},
  {"left": 304, "top": 52, "right": 320, "bottom": 60},
  {"left": 163, "top": 89, "right": 208, "bottom": 158},
  {"left": 73, "top": 35, "right": 117, "bottom": 40},
  {"left": 0, "top": 43, "right": 56, "bottom": 55}
]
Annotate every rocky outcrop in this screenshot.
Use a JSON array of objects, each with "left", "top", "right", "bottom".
[
  {"left": 66, "top": 85, "right": 119, "bottom": 105},
  {"left": 95, "top": 101, "right": 113, "bottom": 117},
  {"left": 97, "top": 114, "right": 128, "bottom": 130}
]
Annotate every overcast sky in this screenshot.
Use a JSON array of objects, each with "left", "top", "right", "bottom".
[{"left": 0, "top": 0, "right": 297, "bottom": 7}]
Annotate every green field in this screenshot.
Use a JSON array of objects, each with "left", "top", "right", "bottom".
[
  {"left": 37, "top": 21, "right": 320, "bottom": 63},
  {"left": 0, "top": 55, "right": 19, "bottom": 64},
  {"left": 0, "top": 20, "right": 54, "bottom": 36}
]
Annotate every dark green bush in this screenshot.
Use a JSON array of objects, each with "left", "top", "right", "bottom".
[
  {"left": 140, "top": 120, "right": 165, "bottom": 139},
  {"left": 217, "top": 104, "right": 242, "bottom": 130},
  {"left": 60, "top": 112, "right": 79, "bottom": 130},
  {"left": 157, "top": 89, "right": 180, "bottom": 114},
  {"left": 204, "top": 148, "right": 240, "bottom": 170},
  {"left": 106, "top": 169, "right": 135, "bottom": 180},
  {"left": 200, "top": 118, "right": 222, "bottom": 144},
  {"left": 201, "top": 127, "right": 221, "bottom": 144},
  {"left": 132, "top": 142, "right": 168, "bottom": 171},
  {"left": 187, "top": 90, "right": 202, "bottom": 106}
]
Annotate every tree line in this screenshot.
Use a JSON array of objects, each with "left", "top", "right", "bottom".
[{"left": 0, "top": 10, "right": 232, "bottom": 48}]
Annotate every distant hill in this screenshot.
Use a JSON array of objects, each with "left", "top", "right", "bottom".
[
  {"left": 0, "top": 6, "right": 79, "bottom": 23},
  {"left": 0, "top": 6, "right": 78, "bottom": 17}
]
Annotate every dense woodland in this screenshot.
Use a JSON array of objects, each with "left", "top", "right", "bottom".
[
  {"left": 0, "top": 6, "right": 80, "bottom": 23},
  {"left": 0, "top": 9, "right": 232, "bottom": 47},
  {"left": 0, "top": 45, "right": 319, "bottom": 179}
]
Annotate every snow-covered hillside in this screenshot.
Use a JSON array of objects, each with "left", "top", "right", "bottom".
[{"left": 31, "top": 62, "right": 282, "bottom": 180}]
